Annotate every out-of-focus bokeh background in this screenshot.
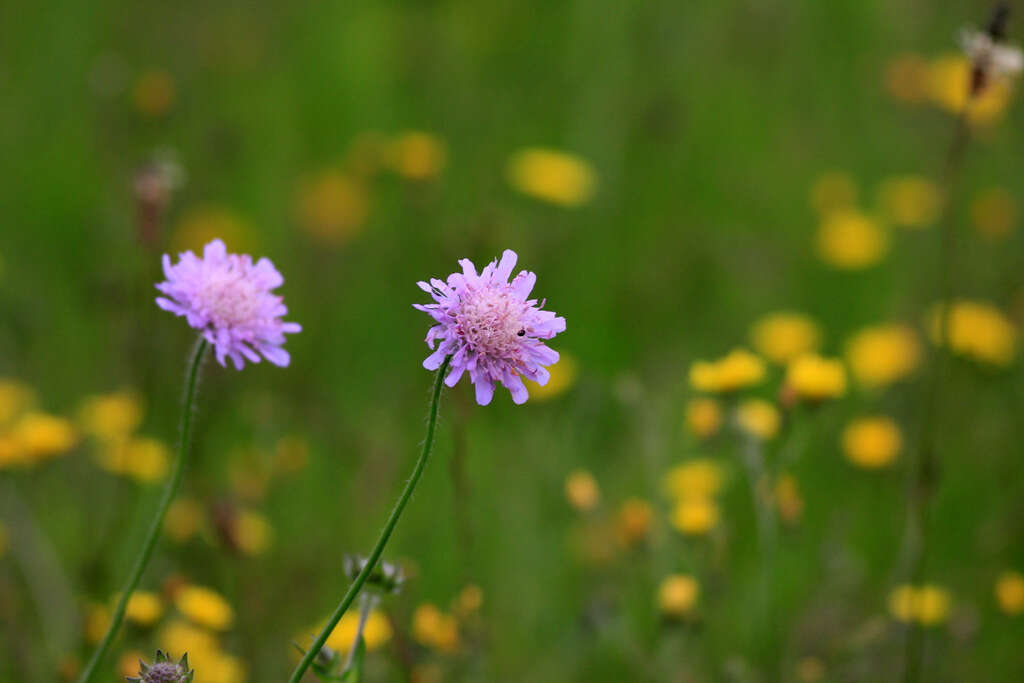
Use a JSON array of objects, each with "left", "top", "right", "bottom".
[{"left": 3, "top": 0, "right": 1024, "bottom": 681}]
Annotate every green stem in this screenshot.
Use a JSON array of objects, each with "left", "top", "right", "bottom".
[
  {"left": 288, "top": 355, "right": 451, "bottom": 683},
  {"left": 77, "top": 338, "right": 207, "bottom": 683}
]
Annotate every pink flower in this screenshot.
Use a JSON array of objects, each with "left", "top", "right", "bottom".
[
  {"left": 415, "top": 250, "right": 566, "bottom": 405},
  {"left": 156, "top": 239, "right": 301, "bottom": 369}
]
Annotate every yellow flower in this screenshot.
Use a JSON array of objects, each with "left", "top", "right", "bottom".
[
  {"left": 118, "top": 650, "right": 147, "bottom": 680},
  {"left": 0, "top": 436, "right": 28, "bottom": 468},
  {"left": 565, "top": 469, "right": 600, "bottom": 511},
  {"left": 11, "top": 412, "right": 77, "bottom": 461},
  {"left": 197, "top": 653, "right": 246, "bottom": 683},
  {"left": 774, "top": 475, "right": 803, "bottom": 524},
  {"left": 885, "top": 53, "right": 931, "bottom": 104},
  {"left": 234, "top": 509, "right": 273, "bottom": 556},
  {"left": 657, "top": 574, "right": 699, "bottom": 617},
  {"left": 876, "top": 176, "right": 942, "bottom": 229},
  {"left": 158, "top": 619, "right": 245, "bottom": 683},
  {"left": 306, "top": 609, "right": 393, "bottom": 653},
  {"left": 412, "top": 603, "right": 459, "bottom": 653},
  {"left": 165, "top": 498, "right": 205, "bottom": 543},
  {"left": 274, "top": 435, "right": 310, "bottom": 473},
  {"left": 123, "top": 591, "right": 164, "bottom": 627},
  {"left": 809, "top": 171, "right": 858, "bottom": 216},
  {"left": 928, "top": 55, "right": 1012, "bottom": 124},
  {"left": 689, "top": 348, "right": 766, "bottom": 393},
  {"left": 736, "top": 399, "right": 780, "bottom": 440},
  {"left": 524, "top": 353, "right": 578, "bottom": 401},
  {"left": 842, "top": 417, "right": 901, "bottom": 469},
  {"left": 930, "top": 299, "right": 1017, "bottom": 366},
  {"left": 294, "top": 170, "right": 369, "bottom": 245},
  {"left": 175, "top": 585, "right": 234, "bottom": 631},
  {"left": 0, "top": 379, "right": 35, "bottom": 426},
  {"left": 669, "top": 497, "right": 719, "bottom": 536},
  {"left": 506, "top": 148, "right": 597, "bottom": 207},
  {"left": 456, "top": 584, "right": 484, "bottom": 616},
  {"left": 995, "top": 571, "right": 1024, "bottom": 615},
  {"left": 971, "top": 187, "right": 1018, "bottom": 240},
  {"left": 616, "top": 498, "right": 654, "bottom": 546},
  {"left": 132, "top": 69, "right": 175, "bottom": 117},
  {"left": 97, "top": 437, "right": 170, "bottom": 483},
  {"left": 750, "top": 312, "right": 821, "bottom": 364},
  {"left": 888, "top": 585, "right": 951, "bottom": 625},
  {"left": 888, "top": 585, "right": 917, "bottom": 622},
  {"left": 785, "top": 354, "right": 847, "bottom": 401},
  {"left": 663, "top": 459, "right": 724, "bottom": 500},
  {"left": 387, "top": 131, "right": 447, "bottom": 180},
  {"left": 84, "top": 604, "right": 111, "bottom": 644},
  {"left": 78, "top": 391, "right": 143, "bottom": 442},
  {"left": 685, "top": 398, "right": 722, "bottom": 439},
  {"left": 172, "top": 206, "right": 255, "bottom": 255},
  {"left": 845, "top": 324, "right": 921, "bottom": 389},
  {"left": 816, "top": 210, "right": 888, "bottom": 270}
]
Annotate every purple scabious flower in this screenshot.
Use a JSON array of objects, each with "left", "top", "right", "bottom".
[
  {"left": 156, "top": 239, "right": 301, "bottom": 369},
  {"left": 415, "top": 250, "right": 566, "bottom": 405}
]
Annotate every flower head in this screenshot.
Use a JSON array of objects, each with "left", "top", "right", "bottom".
[
  {"left": 414, "top": 250, "right": 565, "bottom": 405},
  {"left": 127, "top": 650, "right": 194, "bottom": 683},
  {"left": 156, "top": 239, "right": 301, "bottom": 369}
]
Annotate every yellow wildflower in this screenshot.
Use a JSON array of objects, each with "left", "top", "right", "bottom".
[
  {"left": 616, "top": 498, "right": 654, "bottom": 546},
  {"left": 172, "top": 206, "right": 255, "bottom": 255},
  {"left": 971, "top": 187, "right": 1018, "bottom": 240},
  {"left": 785, "top": 354, "right": 847, "bottom": 401},
  {"left": 84, "top": 604, "right": 111, "bottom": 644},
  {"left": 525, "top": 353, "right": 578, "bottom": 401},
  {"left": 77, "top": 391, "right": 143, "bottom": 442},
  {"left": 11, "top": 412, "right": 77, "bottom": 461},
  {"left": 388, "top": 131, "right": 446, "bottom": 180},
  {"left": 774, "top": 474, "right": 803, "bottom": 524},
  {"left": 175, "top": 585, "right": 234, "bottom": 631},
  {"left": 750, "top": 312, "right": 821, "bottom": 364},
  {"left": 657, "top": 574, "right": 699, "bottom": 617},
  {"left": 845, "top": 324, "right": 921, "bottom": 389},
  {"left": 132, "top": 69, "right": 175, "bottom": 117},
  {"left": 995, "top": 571, "right": 1024, "bottom": 615},
  {"left": 736, "top": 399, "right": 780, "bottom": 440},
  {"left": 123, "top": 591, "right": 164, "bottom": 627},
  {"left": 930, "top": 299, "right": 1017, "bottom": 366},
  {"left": 412, "top": 603, "right": 459, "bottom": 653},
  {"left": 928, "top": 55, "right": 1012, "bottom": 124},
  {"left": 885, "top": 53, "right": 931, "bottom": 103},
  {"left": 670, "top": 497, "right": 719, "bottom": 536},
  {"left": 0, "top": 379, "right": 35, "bottom": 426},
  {"left": 663, "top": 459, "right": 724, "bottom": 500},
  {"left": 234, "top": 509, "right": 273, "bottom": 556},
  {"left": 809, "top": 171, "right": 858, "bottom": 216},
  {"left": 565, "top": 469, "right": 600, "bottom": 511},
  {"left": 685, "top": 398, "right": 722, "bottom": 439},
  {"left": 456, "top": 584, "right": 484, "bottom": 616},
  {"left": 842, "top": 417, "right": 901, "bottom": 469},
  {"left": 0, "top": 435, "right": 28, "bottom": 468},
  {"left": 689, "top": 348, "right": 765, "bottom": 393},
  {"left": 876, "top": 176, "right": 942, "bottom": 229},
  {"left": 294, "top": 170, "right": 369, "bottom": 245},
  {"left": 98, "top": 437, "right": 170, "bottom": 483},
  {"left": 158, "top": 619, "right": 219, "bottom": 665},
  {"left": 888, "top": 585, "right": 951, "bottom": 625},
  {"left": 118, "top": 650, "right": 147, "bottom": 680},
  {"left": 816, "top": 210, "right": 888, "bottom": 270},
  {"left": 165, "top": 498, "right": 205, "bottom": 543},
  {"left": 506, "top": 148, "right": 597, "bottom": 207},
  {"left": 304, "top": 609, "right": 392, "bottom": 653}
]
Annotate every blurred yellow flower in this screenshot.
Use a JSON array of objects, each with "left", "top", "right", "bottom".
[
  {"left": 132, "top": 69, "right": 175, "bottom": 117},
  {"left": 525, "top": 353, "right": 578, "bottom": 401},
  {"left": 885, "top": 53, "right": 931, "bottom": 104},
  {"left": 506, "top": 148, "right": 597, "bottom": 207},
  {"left": 172, "top": 206, "right": 255, "bottom": 255},
  {"left": 928, "top": 55, "right": 1012, "bottom": 124},
  {"left": 0, "top": 435, "right": 26, "bottom": 468},
  {"left": 685, "top": 398, "right": 722, "bottom": 439},
  {"left": 565, "top": 469, "right": 600, "bottom": 511},
  {"left": 750, "top": 312, "right": 821, "bottom": 364},
  {"left": 670, "top": 497, "right": 719, "bottom": 536},
  {"left": 78, "top": 391, "right": 143, "bottom": 442},
  {"left": 11, "top": 412, "right": 77, "bottom": 461},
  {"left": 165, "top": 498, "right": 205, "bottom": 543},
  {"left": 809, "top": 171, "right": 858, "bottom": 216},
  {"left": 84, "top": 604, "right": 111, "bottom": 644},
  {"left": 971, "top": 187, "right": 1018, "bottom": 240},
  {"left": 845, "top": 324, "right": 921, "bottom": 389},
  {"left": 796, "top": 656, "right": 826, "bottom": 683},
  {"left": 274, "top": 435, "right": 310, "bottom": 473},
  {"left": 234, "top": 509, "right": 273, "bottom": 556},
  {"left": 995, "top": 571, "right": 1024, "bottom": 615},
  {"left": 456, "top": 584, "right": 484, "bottom": 616},
  {"left": 929, "top": 299, "right": 1017, "bottom": 366},
  {"left": 176, "top": 585, "right": 234, "bottom": 631},
  {"left": 388, "top": 131, "right": 447, "bottom": 180},
  {"left": 689, "top": 348, "right": 766, "bottom": 393},
  {"left": 876, "top": 176, "right": 942, "bottom": 229},
  {"left": 816, "top": 210, "right": 888, "bottom": 270},
  {"left": 0, "top": 379, "right": 35, "bottom": 426},
  {"left": 663, "top": 459, "right": 724, "bottom": 500},
  {"left": 98, "top": 437, "right": 170, "bottom": 483},
  {"left": 774, "top": 474, "right": 803, "bottom": 524},
  {"left": 888, "top": 584, "right": 951, "bottom": 625},
  {"left": 412, "top": 603, "right": 459, "bottom": 653},
  {"left": 657, "top": 574, "right": 699, "bottom": 617},
  {"left": 736, "top": 399, "right": 780, "bottom": 440},
  {"left": 306, "top": 608, "right": 393, "bottom": 653},
  {"left": 842, "top": 417, "right": 901, "bottom": 469},
  {"left": 785, "top": 354, "right": 847, "bottom": 401},
  {"left": 294, "top": 169, "right": 369, "bottom": 245},
  {"left": 118, "top": 650, "right": 147, "bottom": 680},
  {"left": 158, "top": 619, "right": 245, "bottom": 683},
  {"left": 616, "top": 498, "right": 654, "bottom": 546},
  {"left": 120, "top": 591, "right": 164, "bottom": 627}
]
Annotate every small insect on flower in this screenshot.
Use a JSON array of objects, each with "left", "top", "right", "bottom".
[
  {"left": 414, "top": 250, "right": 565, "bottom": 405},
  {"left": 127, "top": 650, "right": 194, "bottom": 683},
  {"left": 156, "top": 239, "right": 301, "bottom": 369}
]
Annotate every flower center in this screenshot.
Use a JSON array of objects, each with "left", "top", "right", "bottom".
[
  {"left": 199, "top": 273, "right": 261, "bottom": 327},
  {"left": 456, "top": 287, "right": 525, "bottom": 359}
]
